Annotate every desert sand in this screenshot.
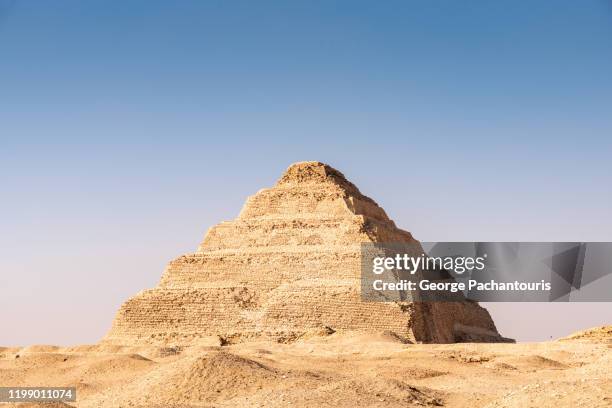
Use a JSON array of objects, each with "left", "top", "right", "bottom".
[{"left": 1, "top": 327, "right": 610, "bottom": 407}]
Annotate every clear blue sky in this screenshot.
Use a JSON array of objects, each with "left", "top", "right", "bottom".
[{"left": 1, "top": 1, "right": 611, "bottom": 345}]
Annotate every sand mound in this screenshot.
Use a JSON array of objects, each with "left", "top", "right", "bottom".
[
  {"left": 302, "top": 330, "right": 412, "bottom": 346},
  {"left": 373, "top": 363, "right": 447, "bottom": 381},
  {"left": 247, "top": 378, "right": 444, "bottom": 407},
  {"left": 62, "top": 344, "right": 136, "bottom": 354},
  {"left": 12, "top": 352, "right": 72, "bottom": 366},
  {"left": 485, "top": 378, "right": 612, "bottom": 408},
  {"left": 18, "top": 345, "right": 61, "bottom": 353},
  {"left": 559, "top": 325, "right": 612, "bottom": 342},
  {"left": 80, "top": 354, "right": 153, "bottom": 376},
  {"left": 177, "top": 351, "right": 276, "bottom": 384},
  {"left": 495, "top": 355, "right": 568, "bottom": 370},
  {"left": 150, "top": 351, "right": 283, "bottom": 404}
]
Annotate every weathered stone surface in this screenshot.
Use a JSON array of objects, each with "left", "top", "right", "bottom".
[{"left": 104, "top": 161, "right": 506, "bottom": 345}]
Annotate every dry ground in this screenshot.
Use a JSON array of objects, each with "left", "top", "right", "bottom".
[{"left": 1, "top": 326, "right": 610, "bottom": 408}]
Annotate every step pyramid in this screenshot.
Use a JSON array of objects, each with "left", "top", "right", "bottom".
[{"left": 104, "top": 162, "right": 505, "bottom": 345}]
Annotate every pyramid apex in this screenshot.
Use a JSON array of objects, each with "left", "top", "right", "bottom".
[{"left": 277, "top": 161, "right": 350, "bottom": 186}]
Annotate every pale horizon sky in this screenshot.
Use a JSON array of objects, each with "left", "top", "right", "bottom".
[{"left": 1, "top": 1, "right": 611, "bottom": 345}]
